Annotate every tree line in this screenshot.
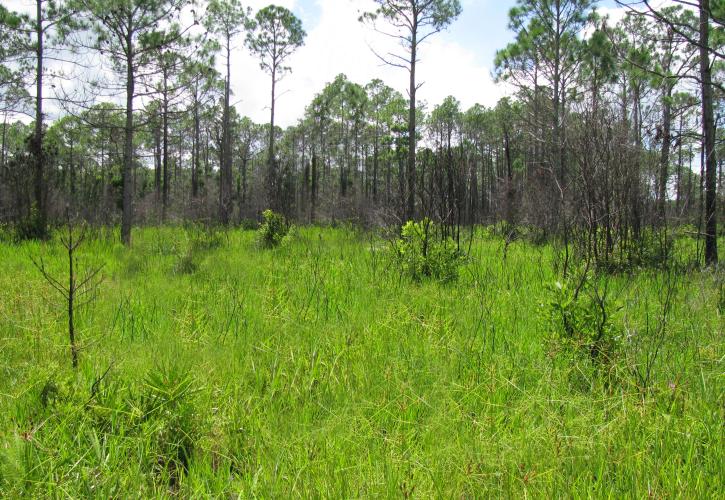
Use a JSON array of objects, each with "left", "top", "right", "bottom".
[{"left": 0, "top": 0, "right": 722, "bottom": 265}]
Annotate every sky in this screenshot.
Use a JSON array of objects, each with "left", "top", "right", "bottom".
[
  {"left": 6, "top": 0, "right": 642, "bottom": 127},
  {"left": 227, "top": 0, "right": 518, "bottom": 127}
]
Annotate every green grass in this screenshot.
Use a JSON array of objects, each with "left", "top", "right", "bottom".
[{"left": 0, "top": 226, "right": 722, "bottom": 497}]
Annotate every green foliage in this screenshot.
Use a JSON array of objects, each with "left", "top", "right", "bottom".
[
  {"left": 246, "top": 5, "right": 306, "bottom": 77},
  {"left": 545, "top": 272, "right": 622, "bottom": 369},
  {"left": 140, "top": 363, "right": 198, "bottom": 482},
  {"left": 392, "top": 219, "right": 461, "bottom": 282},
  {"left": 256, "top": 209, "right": 289, "bottom": 248},
  {"left": 204, "top": 0, "right": 252, "bottom": 46},
  {"left": 362, "top": 0, "right": 462, "bottom": 34},
  {"left": 0, "top": 227, "right": 722, "bottom": 497}
]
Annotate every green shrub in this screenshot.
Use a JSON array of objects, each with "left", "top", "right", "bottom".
[
  {"left": 392, "top": 218, "right": 462, "bottom": 282},
  {"left": 545, "top": 273, "right": 622, "bottom": 369},
  {"left": 257, "top": 209, "right": 289, "bottom": 248}
]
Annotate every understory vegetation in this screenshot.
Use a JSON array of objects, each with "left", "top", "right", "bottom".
[{"left": 0, "top": 225, "right": 722, "bottom": 497}]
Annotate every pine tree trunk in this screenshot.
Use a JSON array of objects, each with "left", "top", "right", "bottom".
[{"left": 700, "top": 0, "right": 718, "bottom": 265}]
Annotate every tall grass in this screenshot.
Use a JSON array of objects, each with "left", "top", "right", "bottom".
[{"left": 0, "top": 226, "right": 722, "bottom": 497}]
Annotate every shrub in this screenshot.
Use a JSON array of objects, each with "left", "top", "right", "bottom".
[
  {"left": 392, "top": 218, "right": 462, "bottom": 282},
  {"left": 257, "top": 209, "right": 289, "bottom": 248},
  {"left": 545, "top": 273, "right": 622, "bottom": 369}
]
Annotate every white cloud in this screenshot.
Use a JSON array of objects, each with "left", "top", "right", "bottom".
[
  {"left": 416, "top": 38, "right": 507, "bottom": 112},
  {"left": 230, "top": 0, "right": 505, "bottom": 127},
  {"left": 6, "top": 0, "right": 507, "bottom": 125},
  {"left": 594, "top": 0, "right": 694, "bottom": 27}
]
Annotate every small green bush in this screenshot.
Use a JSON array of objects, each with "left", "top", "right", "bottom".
[
  {"left": 392, "top": 218, "right": 462, "bottom": 282},
  {"left": 257, "top": 209, "right": 289, "bottom": 248},
  {"left": 545, "top": 274, "right": 622, "bottom": 368}
]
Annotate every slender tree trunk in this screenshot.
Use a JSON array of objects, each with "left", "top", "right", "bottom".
[
  {"left": 658, "top": 83, "right": 672, "bottom": 225},
  {"left": 311, "top": 152, "right": 317, "bottom": 223},
  {"left": 121, "top": 21, "right": 135, "bottom": 246},
  {"left": 700, "top": 0, "right": 717, "bottom": 265},
  {"left": 407, "top": 28, "right": 418, "bottom": 221},
  {"left": 67, "top": 231, "right": 77, "bottom": 368},
  {"left": 162, "top": 66, "right": 169, "bottom": 221},
  {"left": 241, "top": 156, "right": 248, "bottom": 206},
  {"left": 220, "top": 39, "right": 232, "bottom": 224},
  {"left": 1, "top": 115, "right": 7, "bottom": 176},
  {"left": 504, "top": 122, "right": 515, "bottom": 228},
  {"left": 101, "top": 126, "right": 109, "bottom": 223},
  {"left": 386, "top": 148, "right": 391, "bottom": 205},
  {"left": 268, "top": 66, "right": 277, "bottom": 209},
  {"left": 676, "top": 113, "right": 683, "bottom": 215},
  {"left": 686, "top": 143, "right": 693, "bottom": 216},
  {"left": 204, "top": 129, "right": 210, "bottom": 187},
  {"left": 373, "top": 122, "right": 379, "bottom": 203},
  {"left": 192, "top": 95, "right": 200, "bottom": 199},
  {"left": 553, "top": 0, "right": 563, "bottom": 184},
  {"left": 154, "top": 111, "right": 161, "bottom": 202},
  {"left": 69, "top": 136, "right": 75, "bottom": 199},
  {"left": 34, "top": 0, "right": 46, "bottom": 235}
]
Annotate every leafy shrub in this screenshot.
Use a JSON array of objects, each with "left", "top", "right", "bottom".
[
  {"left": 392, "top": 218, "right": 462, "bottom": 282},
  {"left": 257, "top": 209, "right": 289, "bottom": 248},
  {"left": 624, "top": 230, "right": 674, "bottom": 270},
  {"left": 545, "top": 273, "right": 622, "bottom": 368}
]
